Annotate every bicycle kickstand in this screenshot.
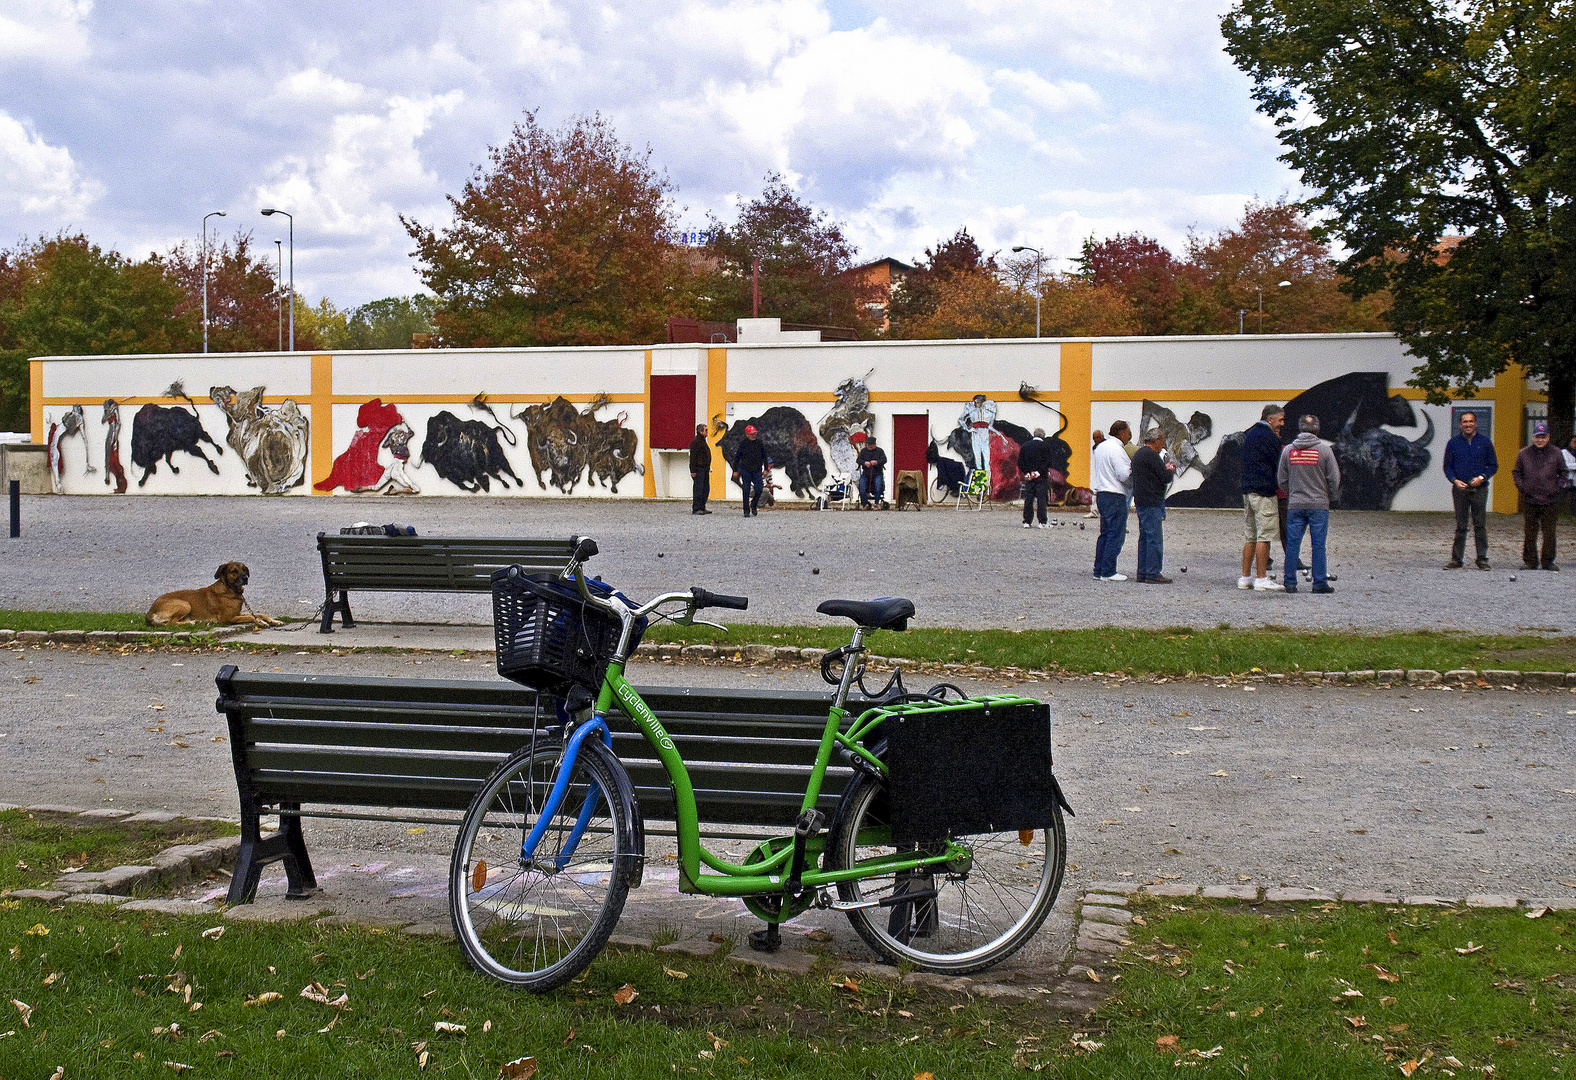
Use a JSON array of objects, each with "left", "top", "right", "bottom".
[{"left": 747, "top": 808, "right": 827, "bottom": 953}]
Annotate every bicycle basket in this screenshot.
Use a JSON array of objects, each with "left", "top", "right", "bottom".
[{"left": 491, "top": 568, "right": 646, "bottom": 695}]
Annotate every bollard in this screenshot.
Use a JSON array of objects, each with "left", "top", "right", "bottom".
[{"left": 8, "top": 479, "right": 17, "bottom": 538}]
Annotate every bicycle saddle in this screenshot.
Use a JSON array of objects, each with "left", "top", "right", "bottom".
[{"left": 815, "top": 596, "right": 915, "bottom": 631}]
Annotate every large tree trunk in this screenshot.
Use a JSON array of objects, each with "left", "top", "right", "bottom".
[{"left": 1547, "top": 367, "right": 1575, "bottom": 449}]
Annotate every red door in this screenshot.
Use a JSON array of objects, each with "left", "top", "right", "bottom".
[
  {"left": 649, "top": 375, "right": 696, "bottom": 449},
  {"left": 892, "top": 413, "right": 928, "bottom": 490}
]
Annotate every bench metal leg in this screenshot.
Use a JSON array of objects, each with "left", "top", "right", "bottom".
[
  {"left": 226, "top": 798, "right": 317, "bottom": 905},
  {"left": 319, "top": 589, "right": 354, "bottom": 633}
]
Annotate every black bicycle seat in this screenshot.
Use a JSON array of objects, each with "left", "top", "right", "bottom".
[{"left": 815, "top": 597, "right": 915, "bottom": 631}]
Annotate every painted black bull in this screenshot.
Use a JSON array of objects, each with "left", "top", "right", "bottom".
[
  {"left": 130, "top": 402, "right": 223, "bottom": 486},
  {"left": 515, "top": 396, "right": 584, "bottom": 492},
  {"left": 719, "top": 407, "right": 826, "bottom": 497},
  {"left": 1167, "top": 372, "right": 1433, "bottom": 510},
  {"left": 414, "top": 410, "right": 523, "bottom": 492}
]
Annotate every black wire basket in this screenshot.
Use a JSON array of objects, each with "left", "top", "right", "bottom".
[{"left": 491, "top": 568, "right": 645, "bottom": 695}]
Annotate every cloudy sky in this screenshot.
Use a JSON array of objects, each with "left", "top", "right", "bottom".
[{"left": 0, "top": 0, "right": 1298, "bottom": 308}]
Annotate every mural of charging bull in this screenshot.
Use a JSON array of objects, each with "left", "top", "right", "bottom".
[
  {"left": 414, "top": 410, "right": 523, "bottom": 493},
  {"left": 210, "top": 385, "right": 309, "bottom": 494},
  {"left": 581, "top": 401, "right": 644, "bottom": 494},
  {"left": 718, "top": 407, "right": 826, "bottom": 497},
  {"left": 515, "top": 396, "right": 587, "bottom": 493},
  {"left": 1167, "top": 372, "right": 1434, "bottom": 511},
  {"left": 130, "top": 402, "right": 223, "bottom": 486}
]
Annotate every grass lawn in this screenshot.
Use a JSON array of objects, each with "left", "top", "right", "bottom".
[
  {"left": 0, "top": 810, "right": 237, "bottom": 894},
  {"left": 4, "top": 814, "right": 1572, "bottom": 1077}
]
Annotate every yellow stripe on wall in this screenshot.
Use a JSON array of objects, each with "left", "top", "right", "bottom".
[
  {"left": 1059, "top": 342, "right": 1093, "bottom": 488},
  {"left": 708, "top": 347, "right": 729, "bottom": 496},
  {"left": 309, "top": 354, "right": 334, "bottom": 493}
]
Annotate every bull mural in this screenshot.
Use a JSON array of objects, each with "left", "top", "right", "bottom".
[
  {"left": 130, "top": 383, "right": 223, "bottom": 486},
  {"left": 1166, "top": 372, "right": 1434, "bottom": 511},
  {"left": 210, "top": 385, "right": 309, "bottom": 494},
  {"left": 414, "top": 410, "right": 524, "bottom": 492},
  {"left": 718, "top": 407, "right": 827, "bottom": 497},
  {"left": 511, "top": 394, "right": 644, "bottom": 494}
]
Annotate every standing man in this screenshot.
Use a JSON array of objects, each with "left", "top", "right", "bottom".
[
  {"left": 1441, "top": 411, "right": 1495, "bottom": 569},
  {"left": 1278, "top": 415, "right": 1340, "bottom": 594},
  {"left": 1091, "top": 420, "right": 1134, "bottom": 581},
  {"left": 959, "top": 394, "right": 998, "bottom": 475},
  {"left": 1132, "top": 426, "right": 1176, "bottom": 583},
  {"left": 689, "top": 423, "right": 712, "bottom": 515},
  {"left": 1239, "top": 404, "right": 1285, "bottom": 591},
  {"left": 1512, "top": 420, "right": 1563, "bottom": 571},
  {"left": 732, "top": 424, "right": 765, "bottom": 517},
  {"left": 1019, "top": 427, "right": 1051, "bottom": 528},
  {"left": 856, "top": 433, "right": 888, "bottom": 509}
]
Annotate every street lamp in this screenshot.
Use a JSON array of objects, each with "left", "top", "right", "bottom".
[
  {"left": 1256, "top": 279, "right": 1293, "bottom": 333},
  {"left": 260, "top": 208, "right": 293, "bottom": 350},
  {"left": 274, "top": 239, "right": 284, "bottom": 351},
  {"left": 202, "top": 210, "right": 226, "bottom": 352},
  {"left": 1011, "top": 245, "right": 1043, "bottom": 338}
]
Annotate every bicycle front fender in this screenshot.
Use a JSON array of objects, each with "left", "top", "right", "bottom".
[{"left": 520, "top": 714, "right": 611, "bottom": 865}]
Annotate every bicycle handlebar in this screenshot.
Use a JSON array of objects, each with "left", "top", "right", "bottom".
[{"left": 691, "top": 587, "right": 748, "bottom": 611}]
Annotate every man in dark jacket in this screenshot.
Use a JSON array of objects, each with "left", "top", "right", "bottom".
[
  {"left": 856, "top": 435, "right": 888, "bottom": 509},
  {"left": 1239, "top": 404, "right": 1284, "bottom": 590},
  {"left": 1512, "top": 421, "right": 1564, "bottom": 570},
  {"left": 1132, "top": 427, "right": 1177, "bottom": 583},
  {"left": 1441, "top": 411, "right": 1495, "bottom": 569},
  {"left": 732, "top": 424, "right": 766, "bottom": 517},
  {"left": 1019, "top": 427, "right": 1052, "bottom": 527},
  {"left": 688, "top": 423, "right": 712, "bottom": 515}
]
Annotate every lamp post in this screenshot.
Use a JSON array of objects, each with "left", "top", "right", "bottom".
[
  {"left": 1011, "top": 245, "right": 1043, "bottom": 338},
  {"left": 260, "top": 208, "right": 293, "bottom": 350},
  {"left": 274, "top": 239, "right": 284, "bottom": 351},
  {"left": 1255, "top": 279, "right": 1293, "bottom": 333},
  {"left": 201, "top": 210, "right": 226, "bottom": 352}
]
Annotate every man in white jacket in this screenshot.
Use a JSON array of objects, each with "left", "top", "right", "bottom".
[{"left": 1091, "top": 421, "right": 1134, "bottom": 581}]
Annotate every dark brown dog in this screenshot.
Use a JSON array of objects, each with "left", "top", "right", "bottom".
[{"left": 146, "top": 561, "right": 279, "bottom": 626}]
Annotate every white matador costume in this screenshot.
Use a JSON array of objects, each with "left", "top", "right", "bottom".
[{"left": 958, "top": 397, "right": 998, "bottom": 473}]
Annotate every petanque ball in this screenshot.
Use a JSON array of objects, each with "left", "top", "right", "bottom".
[
  {"left": 812, "top": 567, "right": 820, "bottom": 574},
  {"left": 1509, "top": 574, "right": 1517, "bottom": 581},
  {"left": 1179, "top": 566, "right": 1186, "bottom": 573}
]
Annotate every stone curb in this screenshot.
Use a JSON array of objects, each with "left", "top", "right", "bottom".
[{"left": 0, "top": 625, "right": 251, "bottom": 647}]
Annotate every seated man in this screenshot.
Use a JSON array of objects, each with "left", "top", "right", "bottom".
[{"left": 857, "top": 434, "right": 888, "bottom": 508}]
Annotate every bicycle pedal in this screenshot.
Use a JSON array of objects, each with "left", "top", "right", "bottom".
[{"left": 795, "top": 809, "right": 826, "bottom": 838}]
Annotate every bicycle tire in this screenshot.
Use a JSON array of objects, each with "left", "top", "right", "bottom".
[
  {"left": 827, "top": 770, "right": 1065, "bottom": 974},
  {"left": 449, "top": 737, "right": 637, "bottom": 991}
]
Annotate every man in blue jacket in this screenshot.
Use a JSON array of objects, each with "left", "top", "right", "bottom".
[
  {"left": 1441, "top": 411, "right": 1497, "bottom": 570},
  {"left": 1238, "top": 404, "right": 1284, "bottom": 591}
]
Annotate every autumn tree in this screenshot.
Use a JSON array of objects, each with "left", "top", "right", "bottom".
[
  {"left": 405, "top": 111, "right": 685, "bottom": 347},
  {"left": 698, "top": 174, "right": 877, "bottom": 333},
  {"left": 1074, "top": 234, "right": 1199, "bottom": 335},
  {"left": 164, "top": 231, "right": 306, "bottom": 352},
  {"left": 1223, "top": 0, "right": 1576, "bottom": 439},
  {"left": 900, "top": 271, "right": 1035, "bottom": 339},
  {"left": 886, "top": 228, "right": 994, "bottom": 338}
]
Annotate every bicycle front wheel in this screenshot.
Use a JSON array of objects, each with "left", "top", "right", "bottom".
[
  {"left": 828, "top": 772, "right": 1065, "bottom": 974},
  {"left": 449, "top": 738, "right": 637, "bottom": 991}
]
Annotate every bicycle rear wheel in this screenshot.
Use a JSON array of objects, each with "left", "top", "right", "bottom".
[
  {"left": 449, "top": 738, "right": 637, "bottom": 991},
  {"left": 827, "top": 771, "right": 1065, "bottom": 974}
]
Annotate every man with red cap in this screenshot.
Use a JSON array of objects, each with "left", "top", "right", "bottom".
[{"left": 732, "top": 423, "right": 766, "bottom": 516}]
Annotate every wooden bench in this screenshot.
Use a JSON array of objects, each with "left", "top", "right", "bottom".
[
  {"left": 215, "top": 667, "right": 873, "bottom": 905},
  {"left": 315, "top": 534, "right": 584, "bottom": 633}
]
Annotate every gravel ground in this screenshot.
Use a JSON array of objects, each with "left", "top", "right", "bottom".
[
  {"left": 4, "top": 493, "right": 1576, "bottom": 633},
  {"left": 4, "top": 645, "right": 1573, "bottom": 899}
]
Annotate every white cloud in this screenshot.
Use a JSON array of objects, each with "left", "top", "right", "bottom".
[
  {"left": 0, "top": 0, "right": 92, "bottom": 63},
  {"left": 993, "top": 69, "right": 1101, "bottom": 114},
  {"left": 0, "top": 110, "right": 102, "bottom": 217},
  {"left": 274, "top": 69, "right": 373, "bottom": 109}
]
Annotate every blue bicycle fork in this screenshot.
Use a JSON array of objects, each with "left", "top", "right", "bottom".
[{"left": 519, "top": 714, "right": 613, "bottom": 870}]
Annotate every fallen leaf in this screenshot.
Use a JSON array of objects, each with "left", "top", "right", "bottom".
[
  {"left": 706, "top": 1032, "right": 729, "bottom": 1051},
  {"left": 244, "top": 992, "right": 282, "bottom": 1006},
  {"left": 1380, "top": 996, "right": 1397, "bottom": 1007},
  {"left": 317, "top": 1014, "right": 339, "bottom": 1034},
  {"left": 407, "top": 828, "right": 425, "bottom": 835},
  {"left": 915, "top": 1073, "right": 935, "bottom": 1080},
  {"left": 483, "top": 1020, "right": 492, "bottom": 1033},
  {"left": 433, "top": 1022, "right": 466, "bottom": 1034},
  {"left": 1155, "top": 1034, "right": 1180, "bottom": 1051},
  {"left": 13, "top": 999, "right": 33, "bottom": 1026},
  {"left": 1073, "top": 1039, "right": 1104, "bottom": 1052},
  {"left": 1526, "top": 906, "right": 1552, "bottom": 918},
  {"left": 1365, "top": 965, "right": 1401, "bottom": 983},
  {"left": 662, "top": 966, "right": 688, "bottom": 980},
  {"left": 1455, "top": 942, "right": 1484, "bottom": 955},
  {"left": 612, "top": 984, "right": 638, "bottom": 1005},
  {"left": 201, "top": 927, "right": 224, "bottom": 941},
  {"left": 163, "top": 1062, "right": 193, "bottom": 1074},
  {"left": 1342, "top": 988, "right": 1364, "bottom": 997},
  {"left": 299, "top": 982, "right": 349, "bottom": 1009},
  {"left": 25, "top": 924, "right": 49, "bottom": 936},
  {"left": 1345, "top": 1016, "right": 1367, "bottom": 1029},
  {"left": 1190, "top": 1046, "right": 1222, "bottom": 1059},
  {"left": 49, "top": 1067, "right": 64, "bottom": 1080},
  {"left": 1399, "top": 1059, "right": 1420, "bottom": 1077},
  {"left": 499, "top": 1058, "right": 538, "bottom": 1080},
  {"left": 1210, "top": 770, "right": 1229, "bottom": 777},
  {"left": 832, "top": 977, "right": 859, "bottom": 992},
  {"left": 1444, "top": 1056, "right": 1464, "bottom": 1068}
]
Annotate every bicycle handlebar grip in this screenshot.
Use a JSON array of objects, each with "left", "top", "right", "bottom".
[
  {"left": 691, "top": 586, "right": 748, "bottom": 610},
  {"left": 573, "top": 537, "right": 599, "bottom": 561}
]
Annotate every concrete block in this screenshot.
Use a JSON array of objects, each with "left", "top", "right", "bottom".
[
  {"left": 728, "top": 944, "right": 815, "bottom": 975},
  {"left": 6, "top": 889, "right": 68, "bottom": 902},
  {"left": 1346, "top": 670, "right": 1375, "bottom": 682},
  {"left": 97, "top": 865, "right": 161, "bottom": 894},
  {"left": 78, "top": 808, "right": 133, "bottom": 819},
  {"left": 223, "top": 901, "right": 324, "bottom": 923},
  {"left": 1302, "top": 671, "right": 1324, "bottom": 681},
  {"left": 606, "top": 933, "right": 653, "bottom": 950},
  {"left": 122, "top": 811, "right": 181, "bottom": 823},
  {"left": 1444, "top": 670, "right": 1480, "bottom": 685},
  {"left": 16, "top": 631, "right": 48, "bottom": 644},
  {"left": 0, "top": 443, "right": 50, "bottom": 494},
  {"left": 27, "top": 804, "right": 88, "bottom": 814},
  {"left": 1522, "top": 671, "right": 1565, "bottom": 689},
  {"left": 657, "top": 939, "right": 726, "bottom": 958},
  {"left": 1523, "top": 897, "right": 1576, "bottom": 910},
  {"left": 313, "top": 914, "right": 410, "bottom": 930},
  {"left": 1080, "top": 904, "right": 1132, "bottom": 926},
  {"left": 1201, "top": 885, "right": 1261, "bottom": 901},
  {"left": 1078, "top": 920, "right": 1130, "bottom": 944},
  {"left": 1405, "top": 670, "right": 1441, "bottom": 684},
  {"left": 1481, "top": 670, "right": 1521, "bottom": 687},
  {"left": 119, "top": 899, "right": 217, "bottom": 916},
  {"left": 117, "top": 631, "right": 158, "bottom": 643},
  {"left": 1464, "top": 894, "right": 1519, "bottom": 909},
  {"left": 400, "top": 922, "right": 455, "bottom": 939},
  {"left": 1322, "top": 672, "right": 1345, "bottom": 684},
  {"left": 84, "top": 631, "right": 120, "bottom": 645},
  {"left": 774, "top": 646, "right": 802, "bottom": 662},
  {"left": 831, "top": 961, "right": 898, "bottom": 982},
  {"left": 800, "top": 648, "right": 828, "bottom": 662},
  {"left": 0, "top": 630, "right": 13, "bottom": 643},
  {"left": 52, "top": 630, "right": 86, "bottom": 644},
  {"left": 903, "top": 972, "right": 973, "bottom": 993},
  {"left": 1263, "top": 887, "right": 1336, "bottom": 903},
  {"left": 681, "top": 644, "right": 717, "bottom": 659},
  {"left": 1140, "top": 883, "right": 1199, "bottom": 898},
  {"left": 970, "top": 982, "right": 1039, "bottom": 1004},
  {"left": 1073, "top": 935, "right": 1123, "bottom": 956},
  {"left": 1082, "top": 894, "right": 1129, "bottom": 907},
  {"left": 740, "top": 644, "right": 775, "bottom": 663},
  {"left": 1339, "top": 890, "right": 1399, "bottom": 905},
  {"left": 1376, "top": 669, "right": 1405, "bottom": 684},
  {"left": 65, "top": 892, "right": 127, "bottom": 905},
  {"left": 1402, "top": 895, "right": 1458, "bottom": 907},
  {"left": 1085, "top": 881, "right": 1139, "bottom": 895}
]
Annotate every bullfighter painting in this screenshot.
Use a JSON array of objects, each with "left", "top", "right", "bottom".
[
  {"left": 316, "top": 398, "right": 404, "bottom": 492},
  {"left": 210, "top": 385, "right": 310, "bottom": 494}
]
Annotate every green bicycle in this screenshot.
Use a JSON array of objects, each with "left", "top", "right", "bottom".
[{"left": 449, "top": 538, "right": 1070, "bottom": 991}]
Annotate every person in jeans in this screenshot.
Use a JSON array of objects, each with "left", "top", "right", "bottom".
[
  {"left": 1277, "top": 414, "right": 1340, "bottom": 593},
  {"left": 1239, "top": 404, "right": 1285, "bottom": 591},
  {"left": 731, "top": 424, "right": 765, "bottom": 517},
  {"left": 1512, "top": 421, "right": 1563, "bottom": 570},
  {"left": 688, "top": 423, "right": 713, "bottom": 515},
  {"left": 1441, "top": 411, "right": 1496, "bottom": 568},
  {"left": 1131, "top": 426, "right": 1176, "bottom": 583},
  {"left": 1090, "top": 420, "right": 1133, "bottom": 581},
  {"left": 856, "top": 434, "right": 888, "bottom": 509}
]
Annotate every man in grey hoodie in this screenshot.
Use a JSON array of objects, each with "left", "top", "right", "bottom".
[{"left": 1277, "top": 414, "right": 1341, "bottom": 594}]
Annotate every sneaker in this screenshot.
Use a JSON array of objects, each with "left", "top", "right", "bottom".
[
  {"left": 1476, "top": 558, "right": 1491, "bottom": 570},
  {"left": 1145, "top": 575, "right": 1173, "bottom": 584},
  {"left": 1522, "top": 562, "right": 1539, "bottom": 571},
  {"left": 1237, "top": 576, "right": 1254, "bottom": 590},
  {"left": 1311, "top": 583, "right": 1335, "bottom": 594},
  {"left": 1083, "top": 509, "right": 1098, "bottom": 518},
  {"left": 1022, "top": 522, "right": 1033, "bottom": 528},
  {"left": 1035, "top": 522, "right": 1048, "bottom": 529},
  {"left": 1253, "top": 577, "right": 1284, "bottom": 591},
  {"left": 1443, "top": 559, "right": 1464, "bottom": 569},
  {"left": 1100, "top": 573, "right": 1129, "bottom": 582},
  {"left": 1544, "top": 563, "right": 1561, "bottom": 572}
]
